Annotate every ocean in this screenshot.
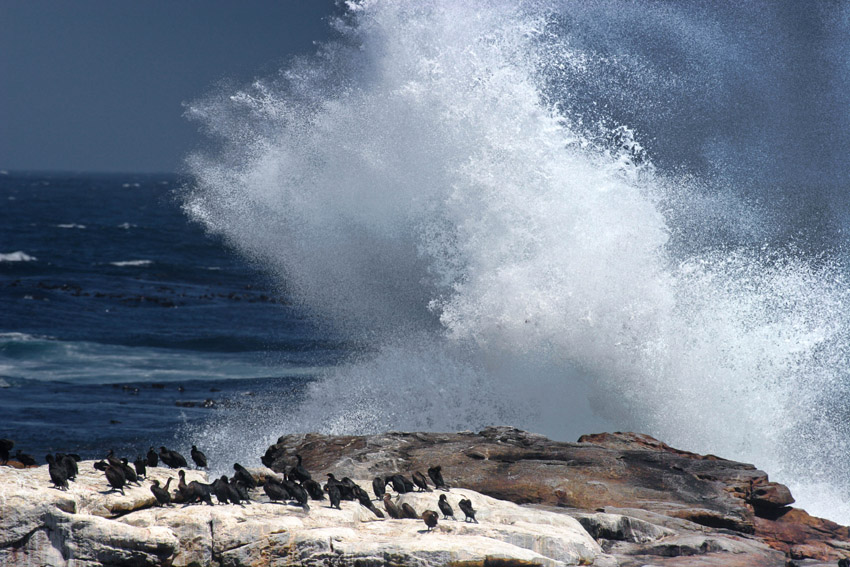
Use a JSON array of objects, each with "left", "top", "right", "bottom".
[{"left": 3, "top": 0, "right": 850, "bottom": 525}]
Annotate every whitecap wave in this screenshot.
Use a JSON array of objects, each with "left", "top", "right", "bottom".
[
  {"left": 109, "top": 260, "right": 153, "bottom": 267},
  {"left": 0, "top": 251, "right": 37, "bottom": 262}
]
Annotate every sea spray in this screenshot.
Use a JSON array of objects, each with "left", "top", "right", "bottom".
[{"left": 184, "top": 0, "right": 850, "bottom": 522}]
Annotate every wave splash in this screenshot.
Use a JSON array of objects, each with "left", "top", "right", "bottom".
[{"left": 184, "top": 1, "right": 850, "bottom": 522}]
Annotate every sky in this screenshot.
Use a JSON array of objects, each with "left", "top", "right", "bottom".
[{"left": 0, "top": 0, "right": 338, "bottom": 174}]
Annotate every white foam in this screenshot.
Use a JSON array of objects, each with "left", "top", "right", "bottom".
[
  {"left": 117, "top": 222, "right": 137, "bottom": 229},
  {"left": 56, "top": 223, "right": 86, "bottom": 229},
  {"left": 109, "top": 260, "right": 153, "bottom": 267},
  {"left": 0, "top": 251, "right": 37, "bottom": 262}
]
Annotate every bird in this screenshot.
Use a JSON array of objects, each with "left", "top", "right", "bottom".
[
  {"left": 422, "top": 510, "right": 439, "bottom": 531},
  {"left": 401, "top": 502, "right": 419, "bottom": 520},
  {"left": 229, "top": 477, "right": 252, "bottom": 503},
  {"left": 57, "top": 453, "right": 78, "bottom": 481},
  {"left": 838, "top": 558, "right": 849, "bottom": 567},
  {"left": 150, "top": 479, "right": 172, "bottom": 506},
  {"left": 303, "top": 478, "right": 325, "bottom": 500},
  {"left": 284, "top": 478, "right": 310, "bottom": 511},
  {"left": 0, "top": 439, "right": 13, "bottom": 464},
  {"left": 327, "top": 482, "right": 342, "bottom": 510},
  {"left": 121, "top": 458, "right": 140, "bottom": 486},
  {"left": 354, "top": 484, "right": 384, "bottom": 518},
  {"left": 104, "top": 464, "right": 126, "bottom": 495},
  {"left": 46, "top": 454, "right": 69, "bottom": 490},
  {"left": 133, "top": 456, "right": 147, "bottom": 479},
  {"left": 212, "top": 475, "right": 240, "bottom": 505},
  {"left": 15, "top": 450, "right": 37, "bottom": 467},
  {"left": 93, "top": 459, "right": 109, "bottom": 472},
  {"left": 146, "top": 447, "right": 159, "bottom": 467},
  {"left": 388, "top": 474, "right": 411, "bottom": 494},
  {"left": 232, "top": 463, "right": 256, "bottom": 489},
  {"left": 159, "top": 446, "right": 188, "bottom": 469},
  {"left": 190, "top": 445, "right": 207, "bottom": 469},
  {"left": 428, "top": 465, "right": 447, "bottom": 490},
  {"left": 438, "top": 494, "right": 455, "bottom": 520},
  {"left": 372, "top": 476, "right": 387, "bottom": 500},
  {"left": 263, "top": 477, "right": 290, "bottom": 503},
  {"left": 412, "top": 471, "right": 431, "bottom": 492},
  {"left": 458, "top": 498, "right": 478, "bottom": 523},
  {"left": 382, "top": 494, "right": 401, "bottom": 519},
  {"left": 288, "top": 454, "right": 311, "bottom": 483}
]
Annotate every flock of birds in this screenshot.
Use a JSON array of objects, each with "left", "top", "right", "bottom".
[{"left": 2, "top": 437, "right": 477, "bottom": 533}]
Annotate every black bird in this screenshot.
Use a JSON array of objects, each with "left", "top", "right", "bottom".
[
  {"left": 106, "top": 449, "right": 122, "bottom": 468},
  {"left": 146, "top": 447, "right": 159, "bottom": 467},
  {"left": 838, "top": 559, "right": 850, "bottom": 567},
  {"left": 150, "top": 479, "right": 172, "bottom": 506},
  {"left": 104, "top": 464, "right": 126, "bottom": 494},
  {"left": 422, "top": 510, "right": 439, "bottom": 531},
  {"left": 15, "top": 450, "right": 37, "bottom": 467},
  {"left": 263, "top": 477, "right": 290, "bottom": 503},
  {"left": 372, "top": 476, "right": 387, "bottom": 500},
  {"left": 284, "top": 479, "right": 310, "bottom": 511},
  {"left": 121, "top": 458, "right": 141, "bottom": 486},
  {"left": 212, "top": 476, "right": 236, "bottom": 505},
  {"left": 177, "top": 470, "right": 192, "bottom": 503},
  {"left": 57, "top": 453, "right": 78, "bottom": 481},
  {"left": 388, "top": 474, "right": 409, "bottom": 494},
  {"left": 93, "top": 459, "right": 109, "bottom": 472},
  {"left": 325, "top": 473, "right": 354, "bottom": 500},
  {"left": 133, "top": 456, "right": 147, "bottom": 479},
  {"left": 326, "top": 482, "right": 342, "bottom": 509},
  {"left": 428, "top": 465, "right": 447, "bottom": 490},
  {"left": 232, "top": 463, "right": 256, "bottom": 489},
  {"left": 190, "top": 445, "right": 207, "bottom": 469},
  {"left": 230, "top": 477, "right": 252, "bottom": 503},
  {"left": 288, "top": 454, "right": 311, "bottom": 483},
  {"left": 0, "top": 439, "right": 13, "bottom": 464},
  {"left": 382, "top": 494, "right": 401, "bottom": 519},
  {"left": 303, "top": 478, "right": 325, "bottom": 500},
  {"left": 159, "top": 446, "right": 188, "bottom": 469},
  {"left": 412, "top": 471, "right": 431, "bottom": 492},
  {"left": 46, "top": 454, "right": 69, "bottom": 490},
  {"left": 401, "top": 502, "right": 419, "bottom": 520},
  {"left": 191, "top": 480, "right": 214, "bottom": 506},
  {"left": 354, "top": 485, "right": 384, "bottom": 518},
  {"left": 458, "top": 498, "right": 477, "bottom": 523},
  {"left": 438, "top": 494, "right": 455, "bottom": 520}
]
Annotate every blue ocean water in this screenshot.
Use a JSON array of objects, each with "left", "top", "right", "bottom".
[{"left": 0, "top": 171, "right": 343, "bottom": 458}]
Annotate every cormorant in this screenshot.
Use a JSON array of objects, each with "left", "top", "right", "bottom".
[
  {"left": 428, "top": 465, "right": 447, "bottom": 490},
  {"left": 57, "top": 453, "right": 77, "bottom": 481},
  {"left": 372, "top": 476, "right": 387, "bottom": 500},
  {"left": 133, "top": 456, "right": 147, "bottom": 479},
  {"left": 212, "top": 475, "right": 240, "bottom": 505},
  {"left": 388, "top": 474, "right": 409, "bottom": 494},
  {"left": 303, "top": 478, "right": 325, "bottom": 500},
  {"left": 326, "top": 482, "right": 342, "bottom": 509},
  {"left": 15, "top": 450, "right": 36, "bottom": 467},
  {"left": 288, "top": 454, "right": 311, "bottom": 483},
  {"left": 422, "top": 510, "right": 439, "bottom": 531},
  {"left": 104, "top": 464, "right": 126, "bottom": 494},
  {"left": 382, "top": 494, "right": 401, "bottom": 519},
  {"left": 458, "top": 498, "right": 477, "bottom": 523},
  {"left": 46, "top": 454, "right": 69, "bottom": 490},
  {"left": 0, "top": 439, "right": 13, "bottom": 464},
  {"left": 159, "top": 446, "right": 188, "bottom": 469},
  {"left": 190, "top": 445, "right": 207, "bottom": 469},
  {"left": 232, "top": 463, "right": 256, "bottom": 489},
  {"left": 121, "top": 458, "right": 140, "bottom": 486},
  {"left": 93, "top": 459, "right": 109, "bottom": 472},
  {"left": 354, "top": 485, "right": 384, "bottom": 518},
  {"left": 412, "top": 471, "right": 431, "bottom": 492},
  {"left": 438, "top": 494, "right": 455, "bottom": 520},
  {"left": 150, "top": 479, "right": 172, "bottom": 506},
  {"left": 401, "top": 502, "right": 419, "bottom": 519},
  {"left": 146, "top": 447, "right": 159, "bottom": 467},
  {"left": 263, "top": 477, "right": 290, "bottom": 503},
  {"left": 230, "top": 477, "right": 251, "bottom": 503},
  {"left": 284, "top": 479, "right": 309, "bottom": 511}
]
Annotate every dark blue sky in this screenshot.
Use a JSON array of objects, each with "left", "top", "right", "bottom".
[{"left": 0, "top": 0, "right": 338, "bottom": 173}]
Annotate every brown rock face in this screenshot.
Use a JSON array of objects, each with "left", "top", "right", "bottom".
[{"left": 263, "top": 427, "right": 849, "bottom": 562}]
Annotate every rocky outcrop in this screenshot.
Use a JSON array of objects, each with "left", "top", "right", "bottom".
[{"left": 1, "top": 428, "right": 847, "bottom": 566}]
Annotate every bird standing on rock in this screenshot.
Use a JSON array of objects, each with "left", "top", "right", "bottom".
[
  {"left": 0, "top": 439, "right": 13, "bottom": 464},
  {"left": 104, "top": 464, "right": 126, "bottom": 494},
  {"left": 15, "top": 450, "right": 37, "bottom": 467},
  {"left": 458, "top": 498, "right": 477, "bottom": 523},
  {"left": 159, "top": 446, "right": 188, "bottom": 469},
  {"left": 232, "top": 463, "right": 256, "bottom": 489},
  {"left": 438, "top": 494, "right": 455, "bottom": 520},
  {"left": 46, "top": 454, "right": 69, "bottom": 490},
  {"left": 289, "top": 454, "right": 311, "bottom": 483},
  {"left": 401, "top": 502, "right": 419, "bottom": 519},
  {"left": 372, "top": 476, "right": 387, "bottom": 500},
  {"left": 383, "top": 494, "right": 401, "bottom": 519},
  {"left": 150, "top": 479, "right": 172, "bottom": 506},
  {"left": 327, "top": 483, "right": 342, "bottom": 509},
  {"left": 133, "top": 456, "right": 147, "bottom": 479},
  {"left": 190, "top": 445, "right": 207, "bottom": 469},
  {"left": 422, "top": 510, "right": 439, "bottom": 531},
  {"left": 412, "top": 471, "right": 431, "bottom": 492},
  {"left": 428, "top": 465, "right": 447, "bottom": 490},
  {"left": 146, "top": 447, "right": 158, "bottom": 467}
]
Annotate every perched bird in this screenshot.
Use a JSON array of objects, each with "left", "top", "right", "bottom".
[
  {"left": 212, "top": 475, "right": 240, "bottom": 505},
  {"left": 838, "top": 559, "right": 849, "bottom": 567},
  {"left": 0, "top": 439, "right": 14, "bottom": 464},
  {"left": 382, "top": 494, "right": 401, "bottom": 519},
  {"left": 232, "top": 463, "right": 256, "bottom": 489},
  {"left": 326, "top": 473, "right": 354, "bottom": 500},
  {"left": 388, "top": 474, "right": 410, "bottom": 494},
  {"left": 422, "top": 510, "right": 439, "bottom": 531},
  {"left": 372, "top": 476, "right": 387, "bottom": 500},
  {"left": 288, "top": 454, "right": 311, "bottom": 483},
  {"left": 354, "top": 484, "right": 384, "bottom": 517},
  {"left": 458, "top": 498, "right": 478, "bottom": 523},
  {"left": 229, "top": 477, "right": 252, "bottom": 504},
  {"left": 57, "top": 453, "right": 78, "bottom": 481},
  {"left": 284, "top": 479, "right": 310, "bottom": 511},
  {"left": 104, "top": 464, "right": 126, "bottom": 494},
  {"left": 133, "top": 456, "right": 147, "bottom": 479},
  {"left": 146, "top": 447, "right": 159, "bottom": 468},
  {"left": 401, "top": 502, "right": 419, "bottom": 520},
  {"left": 150, "top": 479, "right": 172, "bottom": 506},
  {"left": 177, "top": 470, "right": 213, "bottom": 505},
  {"left": 326, "top": 482, "right": 342, "bottom": 510},
  {"left": 46, "top": 454, "right": 69, "bottom": 490},
  {"left": 303, "top": 478, "right": 325, "bottom": 500},
  {"left": 438, "top": 494, "right": 455, "bottom": 520},
  {"left": 428, "top": 465, "right": 447, "bottom": 490},
  {"left": 190, "top": 445, "right": 207, "bottom": 469},
  {"left": 412, "top": 471, "right": 431, "bottom": 492},
  {"left": 159, "top": 446, "right": 188, "bottom": 469},
  {"left": 263, "top": 477, "right": 290, "bottom": 503},
  {"left": 121, "top": 458, "right": 140, "bottom": 486},
  {"left": 15, "top": 450, "right": 37, "bottom": 467},
  {"left": 93, "top": 459, "right": 109, "bottom": 472}
]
